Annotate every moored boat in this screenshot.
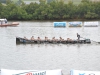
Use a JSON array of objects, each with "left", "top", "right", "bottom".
[
  {"left": 0, "top": 19, "right": 19, "bottom": 27},
  {"left": 16, "top": 37, "right": 91, "bottom": 44}
]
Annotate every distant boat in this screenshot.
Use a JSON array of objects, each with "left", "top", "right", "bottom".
[
  {"left": 69, "top": 22, "right": 82, "bottom": 27},
  {"left": 0, "top": 19, "right": 19, "bottom": 27}
]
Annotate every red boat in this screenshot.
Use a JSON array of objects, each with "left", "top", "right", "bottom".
[
  {"left": 0, "top": 19, "right": 19, "bottom": 27},
  {"left": 0, "top": 22, "right": 19, "bottom": 27}
]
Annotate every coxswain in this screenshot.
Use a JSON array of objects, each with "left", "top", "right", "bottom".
[{"left": 77, "top": 33, "right": 80, "bottom": 40}]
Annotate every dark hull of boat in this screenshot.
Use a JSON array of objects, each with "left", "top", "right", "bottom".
[{"left": 16, "top": 37, "right": 91, "bottom": 44}]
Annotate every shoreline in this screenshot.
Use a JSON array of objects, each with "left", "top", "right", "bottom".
[{"left": 8, "top": 19, "right": 100, "bottom": 22}]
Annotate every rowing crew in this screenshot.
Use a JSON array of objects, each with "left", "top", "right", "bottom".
[
  {"left": 23, "top": 36, "right": 73, "bottom": 41},
  {"left": 23, "top": 33, "right": 80, "bottom": 41}
]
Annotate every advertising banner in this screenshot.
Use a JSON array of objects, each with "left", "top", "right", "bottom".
[
  {"left": 1, "top": 69, "right": 62, "bottom": 75},
  {"left": 84, "top": 21, "right": 98, "bottom": 27},
  {"left": 71, "top": 70, "right": 100, "bottom": 75},
  {"left": 53, "top": 22, "right": 66, "bottom": 27},
  {"left": 69, "top": 22, "right": 82, "bottom": 27}
]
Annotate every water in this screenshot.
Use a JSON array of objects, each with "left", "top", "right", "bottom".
[{"left": 0, "top": 21, "right": 100, "bottom": 75}]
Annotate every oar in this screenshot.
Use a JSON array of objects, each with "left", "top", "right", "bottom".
[
  {"left": 80, "top": 37, "right": 100, "bottom": 44},
  {"left": 91, "top": 40, "right": 99, "bottom": 43},
  {"left": 80, "top": 37, "right": 86, "bottom": 39},
  {"left": 97, "top": 42, "right": 100, "bottom": 44}
]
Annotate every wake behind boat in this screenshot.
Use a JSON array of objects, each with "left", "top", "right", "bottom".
[
  {"left": 0, "top": 19, "right": 19, "bottom": 27},
  {"left": 16, "top": 37, "right": 91, "bottom": 44}
]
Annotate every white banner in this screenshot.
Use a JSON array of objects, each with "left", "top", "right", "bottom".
[
  {"left": 84, "top": 21, "right": 98, "bottom": 27},
  {"left": 71, "top": 70, "right": 100, "bottom": 75},
  {"left": 1, "top": 69, "right": 62, "bottom": 75}
]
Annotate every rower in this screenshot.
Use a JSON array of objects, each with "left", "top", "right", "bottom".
[
  {"left": 45, "top": 36, "right": 48, "bottom": 41},
  {"left": 31, "top": 36, "right": 34, "bottom": 40},
  {"left": 59, "top": 37, "right": 64, "bottom": 41},
  {"left": 67, "top": 38, "right": 72, "bottom": 41},
  {"left": 52, "top": 37, "right": 55, "bottom": 40},
  {"left": 37, "top": 37, "right": 41, "bottom": 41},
  {"left": 24, "top": 36, "right": 28, "bottom": 40},
  {"left": 59, "top": 37, "right": 62, "bottom": 40}
]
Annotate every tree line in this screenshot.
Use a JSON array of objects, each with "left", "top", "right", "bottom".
[{"left": 0, "top": 0, "right": 100, "bottom": 20}]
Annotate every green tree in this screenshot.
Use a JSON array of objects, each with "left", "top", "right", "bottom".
[
  {"left": 85, "top": 12, "right": 98, "bottom": 19},
  {"left": 10, "top": 7, "right": 28, "bottom": 20},
  {"left": 93, "top": 2, "right": 100, "bottom": 18},
  {"left": 0, "top": 3, "right": 3, "bottom": 17}
]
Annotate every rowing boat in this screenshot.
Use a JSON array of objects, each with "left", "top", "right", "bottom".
[
  {"left": 16, "top": 37, "right": 91, "bottom": 44},
  {"left": 0, "top": 22, "right": 19, "bottom": 27}
]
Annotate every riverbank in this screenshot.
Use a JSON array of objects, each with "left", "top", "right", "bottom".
[
  {"left": 8, "top": 19, "right": 100, "bottom": 22},
  {"left": 1, "top": 1, "right": 100, "bottom": 20}
]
